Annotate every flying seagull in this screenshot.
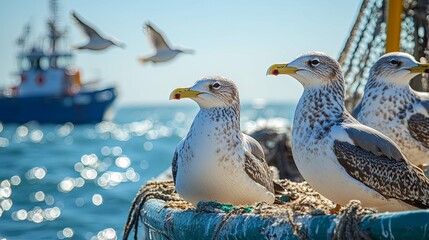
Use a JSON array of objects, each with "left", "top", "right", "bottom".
[
  {"left": 71, "top": 11, "right": 125, "bottom": 51},
  {"left": 139, "top": 22, "right": 193, "bottom": 64},
  {"left": 170, "top": 76, "right": 285, "bottom": 206},
  {"left": 353, "top": 52, "right": 429, "bottom": 167},
  {"left": 267, "top": 52, "right": 429, "bottom": 212}
]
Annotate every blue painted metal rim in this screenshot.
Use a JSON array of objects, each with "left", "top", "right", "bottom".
[{"left": 138, "top": 198, "right": 429, "bottom": 240}]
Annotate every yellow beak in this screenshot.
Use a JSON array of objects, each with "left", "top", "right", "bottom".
[
  {"left": 169, "top": 87, "right": 201, "bottom": 100},
  {"left": 408, "top": 63, "right": 429, "bottom": 73},
  {"left": 266, "top": 64, "right": 298, "bottom": 76}
]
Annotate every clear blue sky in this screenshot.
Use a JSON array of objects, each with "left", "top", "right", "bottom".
[{"left": 0, "top": 0, "right": 361, "bottom": 106}]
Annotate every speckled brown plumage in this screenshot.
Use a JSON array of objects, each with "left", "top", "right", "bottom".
[
  {"left": 408, "top": 113, "right": 429, "bottom": 148},
  {"left": 171, "top": 150, "right": 178, "bottom": 185},
  {"left": 334, "top": 140, "right": 429, "bottom": 208},
  {"left": 244, "top": 149, "right": 274, "bottom": 194}
]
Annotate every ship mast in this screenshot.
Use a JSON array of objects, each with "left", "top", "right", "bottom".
[{"left": 48, "top": 0, "right": 62, "bottom": 53}]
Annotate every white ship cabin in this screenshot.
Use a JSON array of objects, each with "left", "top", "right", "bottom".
[{"left": 16, "top": 48, "right": 82, "bottom": 97}]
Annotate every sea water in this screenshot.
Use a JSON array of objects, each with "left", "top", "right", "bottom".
[{"left": 0, "top": 102, "right": 296, "bottom": 239}]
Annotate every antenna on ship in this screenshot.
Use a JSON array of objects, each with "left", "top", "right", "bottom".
[
  {"left": 16, "top": 23, "right": 31, "bottom": 52},
  {"left": 48, "top": 0, "right": 65, "bottom": 53}
]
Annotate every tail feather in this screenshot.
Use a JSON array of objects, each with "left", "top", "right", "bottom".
[
  {"left": 274, "top": 181, "right": 288, "bottom": 196},
  {"left": 138, "top": 57, "right": 150, "bottom": 64}
]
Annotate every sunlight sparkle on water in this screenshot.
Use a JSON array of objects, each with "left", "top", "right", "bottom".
[
  {"left": 16, "top": 125, "right": 29, "bottom": 138},
  {"left": 16, "top": 206, "right": 61, "bottom": 223},
  {"left": 57, "top": 227, "right": 74, "bottom": 239},
  {"left": 92, "top": 228, "right": 117, "bottom": 240},
  {"left": 81, "top": 154, "right": 99, "bottom": 166},
  {"left": 1, "top": 199, "right": 12, "bottom": 211},
  {"left": 26, "top": 167, "right": 47, "bottom": 180},
  {"left": 125, "top": 168, "right": 140, "bottom": 182},
  {"left": 74, "top": 177, "right": 85, "bottom": 187},
  {"left": 10, "top": 176, "right": 21, "bottom": 185},
  {"left": 96, "top": 171, "right": 131, "bottom": 189},
  {"left": 143, "top": 141, "right": 153, "bottom": 151},
  {"left": 30, "top": 130, "right": 44, "bottom": 143},
  {"left": 75, "top": 197, "right": 85, "bottom": 207},
  {"left": 111, "top": 146, "right": 122, "bottom": 156},
  {"left": 115, "top": 156, "right": 130, "bottom": 169},
  {"left": 81, "top": 168, "right": 98, "bottom": 180},
  {"left": 0, "top": 137, "right": 9, "bottom": 147},
  {"left": 101, "top": 146, "right": 111, "bottom": 156},
  {"left": 15, "top": 209, "right": 28, "bottom": 220},
  {"left": 56, "top": 123, "right": 73, "bottom": 137},
  {"left": 174, "top": 112, "right": 186, "bottom": 123},
  {"left": 63, "top": 227, "right": 74, "bottom": 238},
  {"left": 58, "top": 178, "right": 75, "bottom": 193},
  {"left": 128, "top": 120, "right": 153, "bottom": 136},
  {"left": 92, "top": 194, "right": 103, "bottom": 206},
  {"left": 140, "top": 160, "right": 149, "bottom": 170},
  {"left": 146, "top": 130, "right": 158, "bottom": 140},
  {"left": 34, "top": 191, "right": 45, "bottom": 202},
  {"left": 0, "top": 187, "right": 12, "bottom": 198},
  {"left": 45, "top": 195, "right": 55, "bottom": 205}
]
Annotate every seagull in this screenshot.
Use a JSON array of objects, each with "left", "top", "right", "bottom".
[
  {"left": 267, "top": 52, "right": 429, "bottom": 212},
  {"left": 71, "top": 11, "right": 125, "bottom": 50},
  {"left": 139, "top": 22, "right": 193, "bottom": 64},
  {"left": 353, "top": 52, "right": 429, "bottom": 167},
  {"left": 169, "top": 76, "right": 285, "bottom": 206}
]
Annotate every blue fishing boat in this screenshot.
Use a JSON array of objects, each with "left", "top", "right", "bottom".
[{"left": 0, "top": 1, "right": 117, "bottom": 124}]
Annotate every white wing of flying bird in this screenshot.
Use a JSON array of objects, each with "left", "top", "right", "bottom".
[
  {"left": 139, "top": 22, "right": 193, "bottom": 64},
  {"left": 147, "top": 23, "right": 171, "bottom": 52},
  {"left": 71, "top": 11, "right": 125, "bottom": 51}
]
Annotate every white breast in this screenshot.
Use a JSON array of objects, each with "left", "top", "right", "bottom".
[{"left": 175, "top": 110, "right": 274, "bottom": 205}]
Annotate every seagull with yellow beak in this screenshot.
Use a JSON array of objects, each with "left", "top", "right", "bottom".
[
  {"left": 267, "top": 52, "right": 429, "bottom": 211},
  {"left": 169, "top": 76, "right": 285, "bottom": 206},
  {"left": 353, "top": 52, "right": 429, "bottom": 167}
]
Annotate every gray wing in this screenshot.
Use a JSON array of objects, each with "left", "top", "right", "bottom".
[
  {"left": 71, "top": 11, "right": 103, "bottom": 39},
  {"left": 172, "top": 149, "right": 178, "bottom": 186},
  {"left": 145, "top": 23, "right": 171, "bottom": 51},
  {"left": 419, "top": 99, "right": 429, "bottom": 111},
  {"left": 343, "top": 124, "right": 404, "bottom": 161},
  {"left": 243, "top": 133, "right": 265, "bottom": 160},
  {"left": 334, "top": 124, "right": 429, "bottom": 208},
  {"left": 408, "top": 113, "right": 429, "bottom": 148},
  {"left": 242, "top": 134, "right": 274, "bottom": 194}
]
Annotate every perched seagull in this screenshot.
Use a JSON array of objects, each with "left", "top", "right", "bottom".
[
  {"left": 139, "top": 22, "right": 193, "bottom": 64},
  {"left": 267, "top": 52, "right": 429, "bottom": 212},
  {"left": 71, "top": 11, "right": 125, "bottom": 50},
  {"left": 353, "top": 52, "right": 429, "bottom": 167},
  {"left": 169, "top": 76, "right": 285, "bottom": 206}
]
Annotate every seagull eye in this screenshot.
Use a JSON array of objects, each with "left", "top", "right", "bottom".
[
  {"left": 212, "top": 83, "right": 221, "bottom": 89},
  {"left": 310, "top": 59, "right": 320, "bottom": 66},
  {"left": 390, "top": 59, "right": 399, "bottom": 65}
]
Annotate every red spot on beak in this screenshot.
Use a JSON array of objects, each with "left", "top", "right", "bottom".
[
  {"left": 174, "top": 93, "right": 181, "bottom": 100},
  {"left": 272, "top": 69, "right": 279, "bottom": 76}
]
